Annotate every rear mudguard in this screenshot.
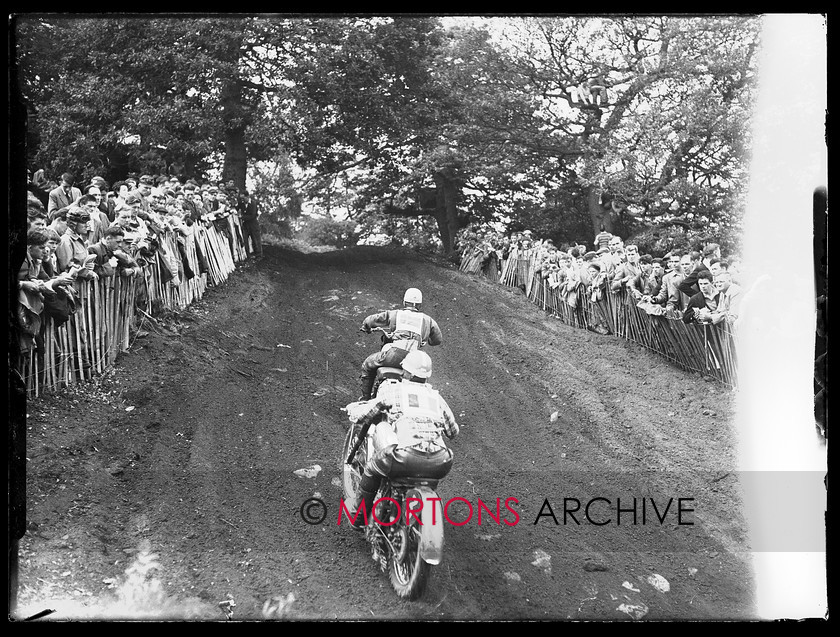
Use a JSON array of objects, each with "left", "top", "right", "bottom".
[{"left": 405, "top": 486, "right": 444, "bottom": 565}]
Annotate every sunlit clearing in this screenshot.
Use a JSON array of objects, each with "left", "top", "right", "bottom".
[
  {"left": 736, "top": 14, "right": 827, "bottom": 619},
  {"left": 16, "top": 541, "right": 214, "bottom": 621}
]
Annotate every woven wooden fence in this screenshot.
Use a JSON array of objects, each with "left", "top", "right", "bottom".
[
  {"left": 459, "top": 245, "right": 739, "bottom": 388},
  {"left": 17, "top": 215, "right": 248, "bottom": 398}
]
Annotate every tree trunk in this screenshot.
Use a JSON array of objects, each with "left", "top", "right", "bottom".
[
  {"left": 222, "top": 126, "right": 248, "bottom": 193},
  {"left": 433, "top": 171, "right": 462, "bottom": 255},
  {"left": 587, "top": 186, "right": 613, "bottom": 236},
  {"left": 220, "top": 78, "right": 249, "bottom": 194}
]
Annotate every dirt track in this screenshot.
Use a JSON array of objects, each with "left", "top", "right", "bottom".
[{"left": 14, "top": 244, "right": 756, "bottom": 621}]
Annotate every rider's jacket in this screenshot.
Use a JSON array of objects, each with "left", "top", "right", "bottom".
[
  {"left": 362, "top": 308, "right": 442, "bottom": 353},
  {"left": 349, "top": 379, "right": 459, "bottom": 454}
]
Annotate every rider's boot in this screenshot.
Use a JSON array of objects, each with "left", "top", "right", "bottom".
[
  {"left": 359, "top": 374, "right": 375, "bottom": 402},
  {"left": 350, "top": 474, "right": 380, "bottom": 528}
]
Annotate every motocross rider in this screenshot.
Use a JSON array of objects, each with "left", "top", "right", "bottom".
[
  {"left": 346, "top": 350, "right": 459, "bottom": 527},
  {"left": 358, "top": 287, "right": 442, "bottom": 401}
]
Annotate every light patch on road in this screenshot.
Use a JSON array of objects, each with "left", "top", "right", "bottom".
[
  {"left": 531, "top": 549, "right": 551, "bottom": 575},
  {"left": 616, "top": 602, "right": 648, "bottom": 620},
  {"left": 646, "top": 573, "right": 670, "bottom": 593},
  {"left": 293, "top": 465, "right": 322, "bottom": 479}
]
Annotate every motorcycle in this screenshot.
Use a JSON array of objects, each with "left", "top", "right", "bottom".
[{"left": 341, "top": 344, "right": 449, "bottom": 600}]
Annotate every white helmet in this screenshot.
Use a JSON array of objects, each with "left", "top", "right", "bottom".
[
  {"left": 401, "top": 350, "right": 432, "bottom": 379},
  {"left": 403, "top": 287, "right": 423, "bottom": 306}
]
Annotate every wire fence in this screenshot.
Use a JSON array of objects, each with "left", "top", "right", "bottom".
[{"left": 462, "top": 245, "right": 738, "bottom": 389}]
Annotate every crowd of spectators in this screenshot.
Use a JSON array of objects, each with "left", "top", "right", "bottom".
[
  {"left": 19, "top": 169, "right": 263, "bottom": 356},
  {"left": 455, "top": 224, "right": 743, "bottom": 333}
]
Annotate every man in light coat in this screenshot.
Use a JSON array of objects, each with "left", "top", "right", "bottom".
[{"left": 47, "top": 173, "right": 82, "bottom": 216}]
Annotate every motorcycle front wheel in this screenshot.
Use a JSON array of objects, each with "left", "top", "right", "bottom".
[
  {"left": 388, "top": 517, "right": 431, "bottom": 600},
  {"left": 340, "top": 425, "right": 363, "bottom": 505}
]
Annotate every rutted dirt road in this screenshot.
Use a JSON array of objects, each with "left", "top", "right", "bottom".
[{"left": 14, "top": 244, "right": 756, "bottom": 621}]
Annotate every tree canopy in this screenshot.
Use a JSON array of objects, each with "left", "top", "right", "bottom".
[{"left": 13, "top": 14, "right": 761, "bottom": 254}]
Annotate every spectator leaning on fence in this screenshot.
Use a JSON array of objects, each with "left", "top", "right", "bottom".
[
  {"left": 179, "top": 184, "right": 197, "bottom": 221},
  {"left": 678, "top": 246, "right": 715, "bottom": 298},
  {"left": 570, "top": 247, "right": 587, "bottom": 288},
  {"left": 148, "top": 187, "right": 168, "bottom": 216},
  {"left": 611, "top": 243, "right": 644, "bottom": 300},
  {"left": 189, "top": 186, "right": 208, "bottom": 219},
  {"left": 561, "top": 252, "right": 582, "bottom": 307},
  {"left": 593, "top": 245, "right": 609, "bottom": 268},
  {"left": 711, "top": 256, "right": 742, "bottom": 286},
  {"left": 708, "top": 269, "right": 742, "bottom": 326},
  {"left": 207, "top": 185, "right": 221, "bottom": 212},
  {"left": 123, "top": 193, "right": 152, "bottom": 239},
  {"left": 18, "top": 229, "right": 78, "bottom": 350},
  {"left": 17, "top": 229, "right": 51, "bottom": 353},
  {"left": 136, "top": 175, "right": 155, "bottom": 214},
  {"left": 41, "top": 228, "right": 62, "bottom": 277},
  {"left": 586, "top": 261, "right": 612, "bottom": 335},
  {"left": 20, "top": 229, "right": 63, "bottom": 294},
  {"left": 587, "top": 262, "right": 606, "bottom": 301},
  {"left": 166, "top": 194, "right": 190, "bottom": 226},
  {"left": 639, "top": 252, "right": 653, "bottom": 277},
  {"left": 576, "top": 252, "right": 590, "bottom": 285},
  {"left": 78, "top": 192, "right": 109, "bottom": 244},
  {"left": 55, "top": 208, "right": 98, "bottom": 283},
  {"left": 643, "top": 257, "right": 664, "bottom": 298},
  {"left": 601, "top": 244, "right": 615, "bottom": 272},
  {"left": 88, "top": 226, "right": 141, "bottom": 279},
  {"left": 44, "top": 233, "right": 76, "bottom": 332},
  {"left": 649, "top": 251, "right": 688, "bottom": 313},
  {"left": 568, "top": 247, "right": 583, "bottom": 272},
  {"left": 112, "top": 204, "right": 139, "bottom": 241},
  {"left": 538, "top": 243, "right": 557, "bottom": 279},
  {"left": 608, "top": 245, "right": 627, "bottom": 281},
  {"left": 708, "top": 257, "right": 732, "bottom": 280},
  {"left": 552, "top": 252, "right": 569, "bottom": 290},
  {"left": 682, "top": 270, "right": 719, "bottom": 325}
]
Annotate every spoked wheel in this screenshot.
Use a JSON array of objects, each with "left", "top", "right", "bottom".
[
  {"left": 340, "top": 426, "right": 364, "bottom": 505},
  {"left": 388, "top": 518, "right": 431, "bottom": 600}
]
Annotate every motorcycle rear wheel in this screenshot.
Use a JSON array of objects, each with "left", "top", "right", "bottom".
[{"left": 388, "top": 519, "right": 431, "bottom": 600}]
